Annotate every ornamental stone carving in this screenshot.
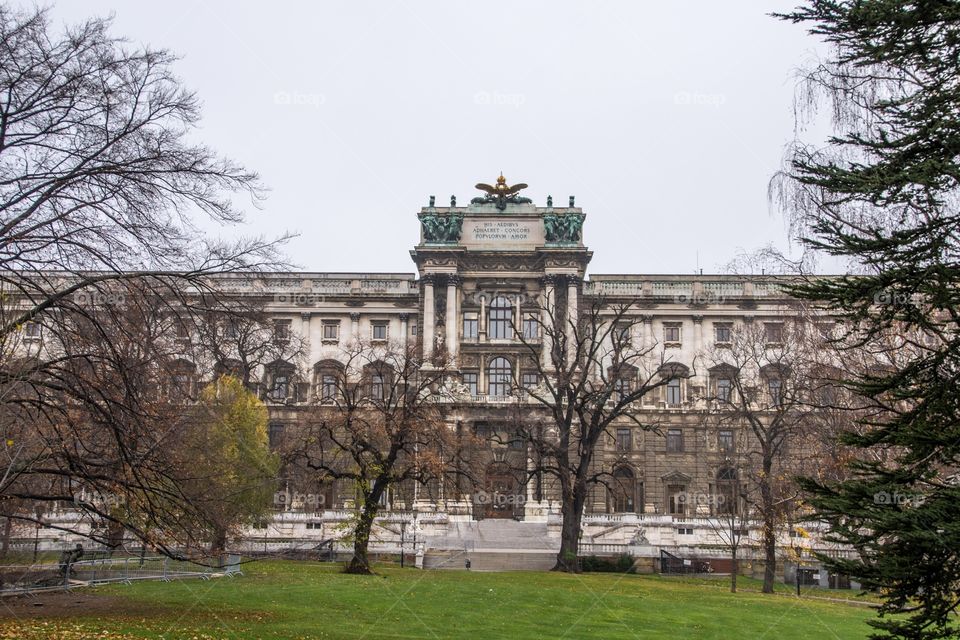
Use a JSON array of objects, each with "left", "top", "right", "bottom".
[
  {"left": 544, "top": 213, "right": 584, "bottom": 244},
  {"left": 419, "top": 212, "right": 463, "bottom": 244}
]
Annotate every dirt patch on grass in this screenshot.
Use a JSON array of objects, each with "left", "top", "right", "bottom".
[{"left": 0, "top": 591, "right": 170, "bottom": 619}]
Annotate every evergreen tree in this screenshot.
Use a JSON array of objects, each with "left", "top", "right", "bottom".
[{"left": 775, "top": 2, "right": 960, "bottom": 638}]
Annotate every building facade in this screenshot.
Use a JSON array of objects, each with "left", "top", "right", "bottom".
[{"left": 251, "top": 177, "right": 813, "bottom": 539}]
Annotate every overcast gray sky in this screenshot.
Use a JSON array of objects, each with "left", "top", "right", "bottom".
[{"left": 40, "top": 1, "right": 825, "bottom": 276}]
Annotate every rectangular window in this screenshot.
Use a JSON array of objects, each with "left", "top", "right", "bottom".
[
  {"left": 488, "top": 297, "right": 512, "bottom": 339},
  {"left": 765, "top": 322, "right": 784, "bottom": 344},
  {"left": 666, "top": 378, "right": 682, "bottom": 406},
  {"left": 175, "top": 320, "right": 190, "bottom": 341},
  {"left": 410, "top": 322, "right": 418, "bottom": 336},
  {"left": 371, "top": 321, "right": 388, "bottom": 341},
  {"left": 521, "top": 373, "right": 539, "bottom": 390},
  {"left": 371, "top": 373, "right": 385, "bottom": 399},
  {"left": 666, "top": 429, "right": 684, "bottom": 453},
  {"left": 614, "top": 377, "right": 632, "bottom": 402},
  {"left": 224, "top": 320, "right": 238, "bottom": 340},
  {"left": 614, "top": 323, "right": 631, "bottom": 346},
  {"left": 321, "top": 374, "right": 337, "bottom": 402},
  {"left": 273, "top": 320, "right": 291, "bottom": 343},
  {"left": 716, "top": 378, "right": 732, "bottom": 403},
  {"left": 23, "top": 321, "right": 40, "bottom": 339},
  {"left": 768, "top": 378, "right": 783, "bottom": 406},
  {"left": 668, "top": 484, "right": 686, "bottom": 515},
  {"left": 268, "top": 423, "right": 284, "bottom": 448},
  {"left": 270, "top": 374, "right": 289, "bottom": 400},
  {"left": 663, "top": 323, "right": 681, "bottom": 344},
  {"left": 522, "top": 314, "right": 539, "bottom": 340},
  {"left": 322, "top": 322, "right": 340, "bottom": 341},
  {"left": 616, "top": 428, "right": 631, "bottom": 452},
  {"left": 463, "top": 314, "right": 478, "bottom": 340},
  {"left": 718, "top": 429, "right": 734, "bottom": 453},
  {"left": 714, "top": 323, "right": 732, "bottom": 344},
  {"left": 462, "top": 372, "right": 479, "bottom": 397}
]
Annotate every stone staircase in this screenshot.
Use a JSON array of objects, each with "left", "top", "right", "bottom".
[{"left": 424, "top": 519, "right": 559, "bottom": 571}]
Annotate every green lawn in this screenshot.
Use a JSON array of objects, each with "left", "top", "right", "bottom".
[{"left": 0, "top": 561, "right": 877, "bottom": 639}]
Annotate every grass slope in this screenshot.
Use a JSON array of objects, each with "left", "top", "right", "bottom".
[{"left": 0, "top": 561, "right": 875, "bottom": 639}]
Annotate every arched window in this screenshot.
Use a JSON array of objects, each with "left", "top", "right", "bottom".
[
  {"left": 609, "top": 466, "right": 639, "bottom": 513},
  {"left": 488, "top": 296, "right": 513, "bottom": 339},
  {"left": 709, "top": 364, "right": 738, "bottom": 404},
  {"left": 266, "top": 360, "right": 295, "bottom": 401},
  {"left": 168, "top": 359, "right": 197, "bottom": 401},
  {"left": 314, "top": 360, "right": 345, "bottom": 403},
  {"left": 487, "top": 357, "right": 512, "bottom": 397}
]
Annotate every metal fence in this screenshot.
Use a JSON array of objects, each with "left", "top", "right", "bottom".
[{"left": 0, "top": 554, "right": 242, "bottom": 596}]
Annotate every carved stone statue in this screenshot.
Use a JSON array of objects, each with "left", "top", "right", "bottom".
[
  {"left": 420, "top": 212, "right": 463, "bottom": 243},
  {"left": 470, "top": 174, "right": 533, "bottom": 211},
  {"left": 544, "top": 212, "right": 585, "bottom": 244}
]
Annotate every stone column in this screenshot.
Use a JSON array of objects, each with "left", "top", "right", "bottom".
[
  {"left": 478, "top": 293, "right": 487, "bottom": 342},
  {"left": 399, "top": 313, "right": 409, "bottom": 351},
  {"left": 566, "top": 276, "right": 579, "bottom": 366},
  {"left": 641, "top": 315, "right": 653, "bottom": 350},
  {"left": 422, "top": 276, "right": 435, "bottom": 361},
  {"left": 300, "top": 312, "right": 312, "bottom": 341},
  {"left": 541, "top": 278, "right": 555, "bottom": 368},
  {"left": 514, "top": 293, "right": 523, "bottom": 338},
  {"left": 350, "top": 312, "right": 360, "bottom": 342},
  {"left": 479, "top": 354, "right": 487, "bottom": 397},
  {"left": 445, "top": 276, "right": 459, "bottom": 363},
  {"left": 692, "top": 315, "right": 704, "bottom": 393}
]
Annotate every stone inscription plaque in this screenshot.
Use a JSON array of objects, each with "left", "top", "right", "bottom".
[{"left": 462, "top": 218, "right": 544, "bottom": 250}]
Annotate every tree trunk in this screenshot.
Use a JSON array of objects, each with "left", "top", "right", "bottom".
[
  {"left": 106, "top": 521, "right": 125, "bottom": 555},
  {"left": 345, "top": 499, "right": 379, "bottom": 575},
  {"left": 760, "top": 455, "right": 776, "bottom": 594},
  {"left": 552, "top": 488, "right": 586, "bottom": 573},
  {"left": 209, "top": 527, "right": 227, "bottom": 565},
  {"left": 730, "top": 546, "right": 738, "bottom": 593},
  {"left": 762, "top": 525, "right": 776, "bottom": 593}
]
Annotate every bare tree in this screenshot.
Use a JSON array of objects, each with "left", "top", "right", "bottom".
[
  {"left": 701, "top": 317, "right": 822, "bottom": 593},
  {"left": 513, "top": 292, "right": 681, "bottom": 572},
  {"left": 0, "top": 6, "right": 288, "bottom": 553},
  {"left": 286, "top": 342, "right": 458, "bottom": 574}
]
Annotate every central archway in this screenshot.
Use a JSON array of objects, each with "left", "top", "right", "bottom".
[{"left": 478, "top": 461, "right": 524, "bottom": 520}]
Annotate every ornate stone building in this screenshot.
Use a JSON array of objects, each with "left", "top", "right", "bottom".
[{"left": 256, "top": 176, "right": 814, "bottom": 542}]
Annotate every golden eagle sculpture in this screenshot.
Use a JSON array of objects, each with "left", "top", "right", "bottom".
[{"left": 471, "top": 174, "right": 532, "bottom": 210}]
